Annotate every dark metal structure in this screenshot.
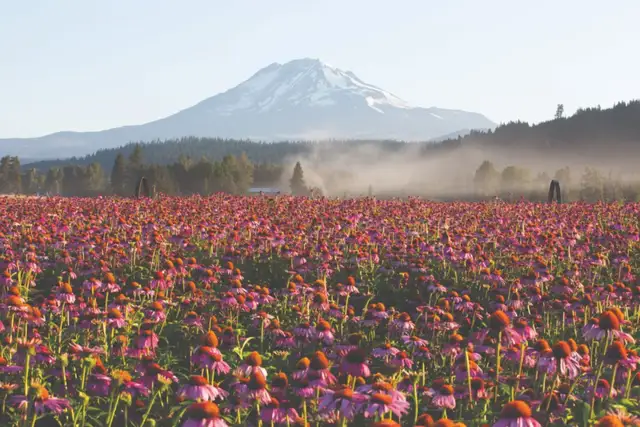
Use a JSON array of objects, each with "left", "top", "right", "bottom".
[
  {"left": 548, "top": 180, "right": 561, "bottom": 203},
  {"left": 136, "top": 176, "right": 150, "bottom": 198}
]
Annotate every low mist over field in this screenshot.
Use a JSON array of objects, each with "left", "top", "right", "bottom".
[{"left": 280, "top": 136, "right": 640, "bottom": 200}]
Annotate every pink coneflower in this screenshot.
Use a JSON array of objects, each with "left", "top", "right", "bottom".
[
  {"left": 182, "top": 401, "right": 228, "bottom": 427},
  {"left": 69, "top": 343, "right": 105, "bottom": 360},
  {"left": 443, "top": 334, "right": 464, "bottom": 358},
  {"left": 341, "top": 349, "right": 371, "bottom": 378},
  {"left": 314, "top": 320, "right": 335, "bottom": 345},
  {"left": 430, "top": 383, "right": 456, "bottom": 410},
  {"left": 318, "top": 387, "right": 367, "bottom": 421},
  {"left": 256, "top": 287, "right": 276, "bottom": 305},
  {"left": 293, "top": 322, "right": 314, "bottom": 340},
  {"left": 144, "top": 301, "right": 167, "bottom": 323},
  {"left": 415, "top": 345, "right": 433, "bottom": 360},
  {"left": 55, "top": 283, "right": 76, "bottom": 304},
  {"left": 357, "top": 380, "right": 405, "bottom": 401},
  {"left": 335, "top": 333, "right": 363, "bottom": 357},
  {"left": 112, "top": 370, "right": 150, "bottom": 398},
  {"left": 192, "top": 348, "right": 230, "bottom": 375},
  {"left": 178, "top": 376, "right": 228, "bottom": 402},
  {"left": 229, "top": 279, "right": 247, "bottom": 295},
  {"left": 220, "top": 292, "right": 238, "bottom": 309},
  {"left": 469, "top": 377, "right": 491, "bottom": 400},
  {"left": 112, "top": 335, "right": 129, "bottom": 357},
  {"left": 87, "top": 373, "right": 112, "bottom": 397},
  {"left": 13, "top": 338, "right": 42, "bottom": 365},
  {"left": 390, "top": 312, "right": 415, "bottom": 335},
  {"left": 140, "top": 362, "right": 178, "bottom": 388},
  {"left": 310, "top": 292, "right": 330, "bottom": 311},
  {"left": 107, "top": 308, "right": 126, "bottom": 328},
  {"left": 343, "top": 276, "right": 359, "bottom": 294},
  {"left": 372, "top": 343, "right": 400, "bottom": 361},
  {"left": 454, "top": 359, "right": 483, "bottom": 382},
  {"left": 11, "top": 386, "right": 71, "bottom": 415},
  {"left": 309, "top": 351, "right": 337, "bottom": 385},
  {"left": 538, "top": 341, "right": 582, "bottom": 379},
  {"left": 402, "top": 335, "right": 429, "bottom": 350},
  {"left": 364, "top": 392, "right": 410, "bottom": 419},
  {"left": 260, "top": 397, "right": 300, "bottom": 425},
  {"left": 513, "top": 318, "right": 538, "bottom": 341},
  {"left": 591, "top": 379, "right": 617, "bottom": 399},
  {"left": 493, "top": 400, "right": 541, "bottom": 427},
  {"left": 236, "top": 352, "right": 267, "bottom": 378},
  {"left": 389, "top": 351, "right": 413, "bottom": 370},
  {"left": 183, "top": 313, "right": 203, "bottom": 331},
  {"left": 252, "top": 311, "right": 273, "bottom": 329},
  {"left": 0, "top": 356, "right": 23, "bottom": 374},
  {"left": 292, "top": 378, "right": 314, "bottom": 398},
  {"left": 479, "top": 310, "right": 524, "bottom": 347},
  {"left": 242, "top": 371, "right": 271, "bottom": 405},
  {"left": 583, "top": 311, "right": 635, "bottom": 344},
  {"left": 134, "top": 322, "right": 159, "bottom": 352},
  {"left": 436, "top": 312, "right": 460, "bottom": 332},
  {"left": 270, "top": 372, "right": 289, "bottom": 398},
  {"left": 292, "top": 357, "right": 310, "bottom": 381}
]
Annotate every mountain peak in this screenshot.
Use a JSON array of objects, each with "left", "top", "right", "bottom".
[
  {"left": 207, "top": 57, "right": 413, "bottom": 115},
  {"left": 0, "top": 58, "right": 496, "bottom": 159}
]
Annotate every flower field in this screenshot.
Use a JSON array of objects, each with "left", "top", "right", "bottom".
[{"left": 1, "top": 195, "right": 639, "bottom": 427}]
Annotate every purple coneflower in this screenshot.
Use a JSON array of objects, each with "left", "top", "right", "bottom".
[
  {"left": 260, "top": 397, "right": 300, "bottom": 425},
  {"left": 55, "top": 282, "right": 76, "bottom": 304},
  {"left": 538, "top": 341, "right": 581, "bottom": 379},
  {"left": 236, "top": 351, "right": 267, "bottom": 378},
  {"left": 390, "top": 312, "right": 415, "bottom": 335},
  {"left": 372, "top": 343, "right": 399, "bottom": 361},
  {"left": 242, "top": 371, "right": 271, "bottom": 405},
  {"left": 314, "top": 320, "right": 335, "bottom": 345},
  {"left": 493, "top": 400, "right": 541, "bottom": 427},
  {"left": 389, "top": 351, "right": 413, "bottom": 370},
  {"left": 364, "top": 392, "right": 410, "bottom": 419},
  {"left": 182, "top": 401, "right": 228, "bottom": 427},
  {"left": 318, "top": 386, "right": 367, "bottom": 421},
  {"left": 135, "top": 322, "right": 159, "bottom": 352},
  {"left": 107, "top": 308, "right": 126, "bottom": 328},
  {"left": 583, "top": 311, "right": 635, "bottom": 344},
  {"left": 11, "top": 386, "right": 70, "bottom": 415},
  {"left": 341, "top": 349, "right": 371, "bottom": 378},
  {"left": 178, "top": 376, "right": 228, "bottom": 402},
  {"left": 292, "top": 357, "right": 310, "bottom": 381},
  {"left": 402, "top": 335, "right": 428, "bottom": 350},
  {"left": 430, "top": 383, "right": 456, "bottom": 410}
]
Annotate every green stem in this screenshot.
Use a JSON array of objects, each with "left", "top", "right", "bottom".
[
  {"left": 106, "top": 394, "right": 121, "bottom": 427},
  {"left": 494, "top": 331, "right": 502, "bottom": 402},
  {"left": 23, "top": 353, "right": 31, "bottom": 396},
  {"left": 140, "top": 389, "right": 161, "bottom": 427},
  {"left": 609, "top": 364, "right": 618, "bottom": 399}
]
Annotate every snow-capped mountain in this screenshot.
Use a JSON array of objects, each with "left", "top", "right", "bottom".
[
  {"left": 208, "top": 58, "right": 413, "bottom": 115},
  {"left": 0, "top": 58, "right": 495, "bottom": 159}
]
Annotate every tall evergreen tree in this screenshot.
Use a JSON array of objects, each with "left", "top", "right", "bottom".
[
  {"left": 111, "top": 153, "right": 128, "bottom": 195},
  {"left": 127, "top": 144, "right": 144, "bottom": 194},
  {"left": 290, "top": 162, "right": 307, "bottom": 196}
]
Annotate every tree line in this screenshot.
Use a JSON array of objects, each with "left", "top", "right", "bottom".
[
  {"left": 24, "top": 100, "right": 640, "bottom": 174},
  {"left": 0, "top": 146, "right": 290, "bottom": 197},
  {"left": 472, "top": 161, "right": 640, "bottom": 202}
]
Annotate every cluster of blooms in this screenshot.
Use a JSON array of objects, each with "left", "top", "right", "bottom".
[{"left": 0, "top": 195, "right": 638, "bottom": 426}]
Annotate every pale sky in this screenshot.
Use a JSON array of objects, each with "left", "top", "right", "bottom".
[{"left": 1, "top": 0, "right": 638, "bottom": 138}]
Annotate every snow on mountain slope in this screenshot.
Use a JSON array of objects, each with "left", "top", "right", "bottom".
[
  {"left": 0, "top": 58, "right": 496, "bottom": 159},
  {"left": 204, "top": 58, "right": 412, "bottom": 115}
]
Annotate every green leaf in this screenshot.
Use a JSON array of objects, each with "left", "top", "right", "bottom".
[{"left": 571, "top": 400, "right": 590, "bottom": 427}]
